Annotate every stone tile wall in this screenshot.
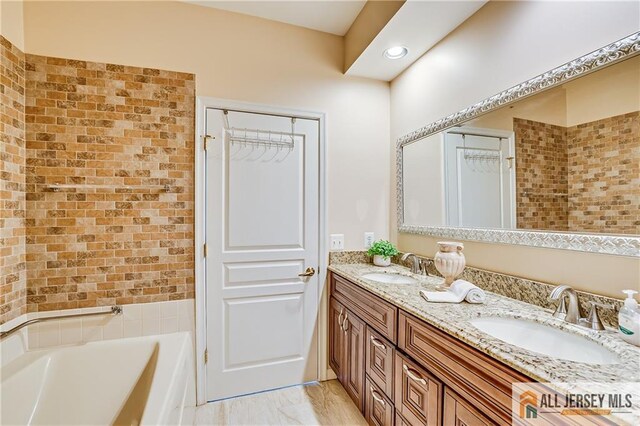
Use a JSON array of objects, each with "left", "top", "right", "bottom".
[
  {"left": 513, "top": 117, "right": 569, "bottom": 231},
  {"left": 0, "top": 36, "right": 27, "bottom": 324},
  {"left": 567, "top": 111, "right": 639, "bottom": 234},
  {"left": 513, "top": 113, "right": 639, "bottom": 235},
  {"left": 22, "top": 54, "right": 195, "bottom": 313}
]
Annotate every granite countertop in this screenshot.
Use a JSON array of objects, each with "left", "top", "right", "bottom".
[{"left": 328, "top": 263, "right": 640, "bottom": 387}]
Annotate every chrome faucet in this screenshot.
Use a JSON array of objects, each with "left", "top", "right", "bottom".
[
  {"left": 401, "top": 253, "right": 430, "bottom": 276},
  {"left": 549, "top": 285, "right": 612, "bottom": 330}
]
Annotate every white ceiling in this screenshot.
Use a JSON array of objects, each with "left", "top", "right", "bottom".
[
  {"left": 347, "top": 0, "right": 487, "bottom": 81},
  {"left": 185, "top": 1, "right": 366, "bottom": 36}
]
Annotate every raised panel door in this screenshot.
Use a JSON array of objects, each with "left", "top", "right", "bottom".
[
  {"left": 394, "top": 353, "right": 442, "bottom": 426},
  {"left": 343, "top": 309, "right": 366, "bottom": 412}
]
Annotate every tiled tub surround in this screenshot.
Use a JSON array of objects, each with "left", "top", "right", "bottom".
[
  {"left": 22, "top": 54, "right": 195, "bottom": 313},
  {"left": 328, "top": 263, "right": 640, "bottom": 389},
  {"left": 0, "top": 36, "right": 27, "bottom": 325},
  {"left": 330, "top": 250, "right": 624, "bottom": 328},
  {"left": 567, "top": 111, "right": 640, "bottom": 234},
  {"left": 513, "top": 112, "right": 640, "bottom": 235},
  {"left": 0, "top": 298, "right": 195, "bottom": 355},
  {"left": 514, "top": 118, "right": 568, "bottom": 231}
]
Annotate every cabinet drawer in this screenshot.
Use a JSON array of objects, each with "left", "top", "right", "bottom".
[
  {"left": 444, "top": 388, "right": 496, "bottom": 426},
  {"left": 366, "top": 326, "right": 395, "bottom": 400},
  {"left": 395, "top": 413, "right": 411, "bottom": 426},
  {"left": 398, "top": 312, "right": 531, "bottom": 425},
  {"left": 365, "top": 376, "right": 395, "bottom": 426},
  {"left": 394, "top": 352, "right": 442, "bottom": 426},
  {"left": 331, "top": 273, "right": 397, "bottom": 343}
]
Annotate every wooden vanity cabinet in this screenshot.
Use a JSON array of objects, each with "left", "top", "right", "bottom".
[
  {"left": 331, "top": 273, "right": 397, "bottom": 342},
  {"left": 443, "top": 388, "right": 495, "bottom": 426},
  {"left": 398, "top": 312, "right": 527, "bottom": 425},
  {"left": 329, "top": 295, "right": 366, "bottom": 411},
  {"left": 329, "top": 271, "right": 530, "bottom": 426}
]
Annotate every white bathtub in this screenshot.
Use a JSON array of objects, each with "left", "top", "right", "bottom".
[{"left": 0, "top": 332, "right": 194, "bottom": 425}]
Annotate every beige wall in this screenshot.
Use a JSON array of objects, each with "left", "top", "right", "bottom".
[
  {"left": 0, "top": 0, "right": 24, "bottom": 50},
  {"left": 391, "top": 0, "right": 640, "bottom": 298},
  {"left": 565, "top": 55, "right": 640, "bottom": 126},
  {"left": 21, "top": 0, "right": 391, "bottom": 251},
  {"left": 468, "top": 87, "right": 568, "bottom": 130}
]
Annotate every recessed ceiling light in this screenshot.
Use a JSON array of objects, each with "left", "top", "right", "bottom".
[{"left": 383, "top": 46, "right": 408, "bottom": 60}]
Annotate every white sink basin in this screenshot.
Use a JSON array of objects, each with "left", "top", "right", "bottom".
[
  {"left": 471, "top": 317, "right": 619, "bottom": 365},
  {"left": 361, "top": 273, "right": 418, "bottom": 285}
]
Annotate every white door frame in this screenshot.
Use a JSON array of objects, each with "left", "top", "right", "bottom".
[
  {"left": 443, "top": 126, "right": 516, "bottom": 229},
  {"left": 194, "top": 97, "right": 328, "bottom": 405}
]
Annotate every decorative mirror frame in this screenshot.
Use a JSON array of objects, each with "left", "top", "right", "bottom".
[{"left": 396, "top": 32, "right": 640, "bottom": 257}]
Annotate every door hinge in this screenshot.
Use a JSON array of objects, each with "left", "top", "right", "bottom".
[
  {"left": 203, "top": 135, "right": 214, "bottom": 151},
  {"left": 506, "top": 156, "right": 515, "bottom": 169},
  {"left": 203, "top": 243, "right": 208, "bottom": 257},
  {"left": 204, "top": 348, "right": 208, "bottom": 364}
]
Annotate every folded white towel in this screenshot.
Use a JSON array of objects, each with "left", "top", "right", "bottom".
[{"left": 420, "top": 279, "right": 486, "bottom": 304}]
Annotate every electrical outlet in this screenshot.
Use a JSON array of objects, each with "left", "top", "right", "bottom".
[
  {"left": 364, "top": 232, "right": 375, "bottom": 249},
  {"left": 330, "top": 234, "right": 344, "bottom": 250}
]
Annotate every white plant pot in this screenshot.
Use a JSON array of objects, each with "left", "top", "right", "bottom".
[
  {"left": 373, "top": 255, "right": 391, "bottom": 267},
  {"left": 434, "top": 241, "right": 465, "bottom": 288}
]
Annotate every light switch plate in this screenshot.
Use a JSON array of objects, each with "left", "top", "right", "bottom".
[
  {"left": 364, "top": 232, "right": 375, "bottom": 249},
  {"left": 330, "top": 234, "right": 344, "bottom": 250}
]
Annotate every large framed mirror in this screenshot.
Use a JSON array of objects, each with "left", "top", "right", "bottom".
[{"left": 397, "top": 32, "right": 639, "bottom": 256}]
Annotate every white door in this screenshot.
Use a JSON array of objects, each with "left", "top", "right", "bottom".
[
  {"left": 444, "top": 131, "right": 515, "bottom": 228},
  {"left": 205, "top": 108, "right": 319, "bottom": 401}
]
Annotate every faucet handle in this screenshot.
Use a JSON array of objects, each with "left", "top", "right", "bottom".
[
  {"left": 552, "top": 296, "right": 568, "bottom": 319},
  {"left": 582, "top": 301, "right": 614, "bottom": 331},
  {"left": 590, "top": 301, "right": 614, "bottom": 309},
  {"left": 418, "top": 259, "right": 431, "bottom": 276}
]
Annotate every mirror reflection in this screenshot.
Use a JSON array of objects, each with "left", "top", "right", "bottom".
[{"left": 402, "top": 55, "right": 640, "bottom": 235}]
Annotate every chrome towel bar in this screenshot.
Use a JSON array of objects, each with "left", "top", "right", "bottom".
[{"left": 0, "top": 305, "right": 122, "bottom": 340}]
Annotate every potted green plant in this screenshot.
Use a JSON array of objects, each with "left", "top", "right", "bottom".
[{"left": 367, "top": 240, "right": 398, "bottom": 267}]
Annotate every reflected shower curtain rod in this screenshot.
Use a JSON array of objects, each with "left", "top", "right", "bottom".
[{"left": 448, "top": 129, "right": 506, "bottom": 139}]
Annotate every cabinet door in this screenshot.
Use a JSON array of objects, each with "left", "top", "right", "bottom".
[
  {"left": 366, "top": 326, "right": 395, "bottom": 400},
  {"left": 394, "top": 353, "right": 442, "bottom": 426},
  {"left": 444, "top": 388, "right": 496, "bottom": 426},
  {"left": 365, "top": 376, "right": 395, "bottom": 426},
  {"left": 329, "top": 297, "right": 345, "bottom": 379},
  {"left": 343, "top": 309, "right": 366, "bottom": 412}
]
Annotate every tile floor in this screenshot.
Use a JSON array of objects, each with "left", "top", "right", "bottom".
[{"left": 194, "top": 380, "right": 366, "bottom": 425}]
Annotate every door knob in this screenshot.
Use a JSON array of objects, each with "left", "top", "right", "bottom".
[{"left": 298, "top": 267, "right": 316, "bottom": 277}]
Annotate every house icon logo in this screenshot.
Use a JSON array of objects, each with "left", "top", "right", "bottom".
[{"left": 519, "top": 390, "right": 538, "bottom": 419}]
